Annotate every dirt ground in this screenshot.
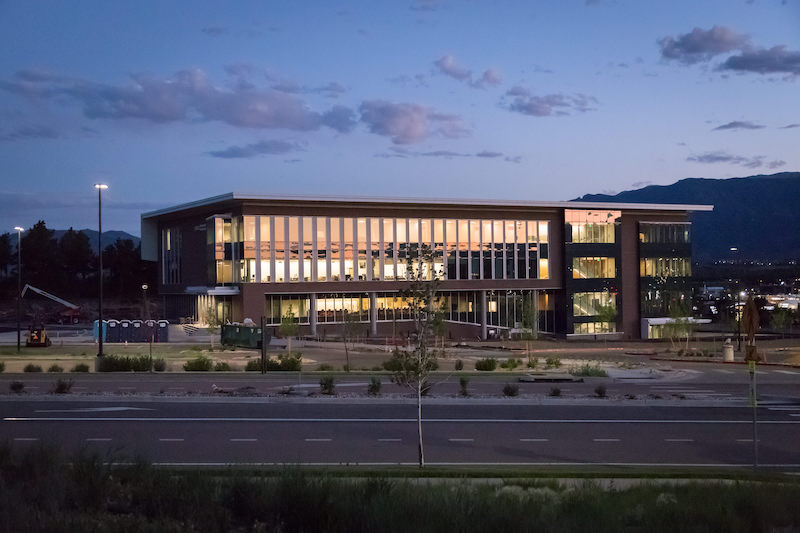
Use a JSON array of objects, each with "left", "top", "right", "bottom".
[{"left": 1, "top": 337, "right": 798, "bottom": 373}]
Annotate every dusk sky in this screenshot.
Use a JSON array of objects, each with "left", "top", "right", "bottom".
[{"left": 1, "top": 0, "right": 798, "bottom": 235}]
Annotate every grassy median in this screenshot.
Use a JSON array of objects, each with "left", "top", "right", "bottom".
[{"left": 2, "top": 442, "right": 799, "bottom": 532}]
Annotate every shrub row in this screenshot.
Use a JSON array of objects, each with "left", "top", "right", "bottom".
[
  {"left": 245, "top": 353, "right": 303, "bottom": 372},
  {"left": 97, "top": 354, "right": 154, "bottom": 372}
]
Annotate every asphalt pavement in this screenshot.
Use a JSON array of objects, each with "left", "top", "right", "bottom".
[{"left": 2, "top": 399, "right": 799, "bottom": 468}]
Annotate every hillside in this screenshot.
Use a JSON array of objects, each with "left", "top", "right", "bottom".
[
  {"left": 574, "top": 172, "right": 800, "bottom": 264},
  {"left": 51, "top": 229, "right": 140, "bottom": 254}
]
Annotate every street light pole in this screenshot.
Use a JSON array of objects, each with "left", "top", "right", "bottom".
[
  {"left": 14, "top": 226, "right": 24, "bottom": 353},
  {"left": 95, "top": 184, "right": 108, "bottom": 359}
]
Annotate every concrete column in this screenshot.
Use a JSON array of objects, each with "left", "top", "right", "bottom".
[
  {"left": 309, "top": 294, "right": 318, "bottom": 337},
  {"left": 369, "top": 292, "right": 378, "bottom": 337},
  {"left": 480, "top": 290, "right": 488, "bottom": 340}
]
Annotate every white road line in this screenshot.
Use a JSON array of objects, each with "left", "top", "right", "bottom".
[
  {"left": 448, "top": 438, "right": 474, "bottom": 442},
  {"left": 229, "top": 438, "right": 257, "bottom": 442},
  {"left": 790, "top": 414, "right": 800, "bottom": 417},
  {"left": 118, "top": 387, "right": 136, "bottom": 390},
  {"left": 664, "top": 389, "right": 716, "bottom": 393},
  {"left": 681, "top": 369, "right": 704, "bottom": 374},
  {"left": 768, "top": 407, "right": 800, "bottom": 411},
  {"left": 158, "top": 438, "right": 184, "bottom": 442},
  {"left": 593, "top": 438, "right": 621, "bottom": 442},
  {"left": 774, "top": 370, "right": 800, "bottom": 375},
  {"left": 520, "top": 438, "right": 549, "bottom": 442},
  {"left": 305, "top": 438, "right": 332, "bottom": 442},
  {"left": 736, "top": 439, "right": 760, "bottom": 442},
  {"left": 377, "top": 438, "right": 402, "bottom": 442},
  {"left": 664, "top": 438, "right": 694, "bottom": 442},
  {"left": 712, "top": 369, "right": 734, "bottom": 374},
  {"left": 86, "top": 438, "right": 112, "bottom": 442},
  {"left": 5, "top": 417, "right": 800, "bottom": 425},
  {"left": 13, "top": 437, "right": 38, "bottom": 441}
]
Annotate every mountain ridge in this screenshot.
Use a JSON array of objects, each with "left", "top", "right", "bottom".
[{"left": 573, "top": 172, "right": 800, "bottom": 263}]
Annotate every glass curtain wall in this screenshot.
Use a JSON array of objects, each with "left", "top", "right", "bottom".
[{"left": 228, "top": 215, "right": 550, "bottom": 283}]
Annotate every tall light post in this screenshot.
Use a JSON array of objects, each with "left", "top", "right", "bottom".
[
  {"left": 95, "top": 184, "right": 108, "bottom": 359},
  {"left": 737, "top": 289, "right": 746, "bottom": 351},
  {"left": 14, "top": 226, "right": 24, "bottom": 353}
]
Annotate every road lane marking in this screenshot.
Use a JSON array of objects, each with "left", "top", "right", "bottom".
[
  {"left": 712, "top": 369, "right": 734, "bottom": 374},
  {"left": 448, "top": 438, "right": 474, "bottom": 442},
  {"left": 681, "top": 369, "right": 703, "bottom": 374},
  {"left": 86, "top": 438, "right": 112, "bottom": 442},
  {"left": 159, "top": 438, "right": 184, "bottom": 442},
  {"left": 5, "top": 417, "right": 800, "bottom": 425},
  {"left": 735, "top": 439, "right": 760, "bottom": 442},
  {"left": 13, "top": 438, "right": 38, "bottom": 441},
  {"left": 229, "top": 438, "right": 257, "bottom": 442},
  {"left": 593, "top": 438, "right": 621, "bottom": 442},
  {"left": 377, "top": 438, "right": 402, "bottom": 442},
  {"left": 36, "top": 407, "right": 155, "bottom": 413},
  {"left": 150, "top": 461, "right": 800, "bottom": 468},
  {"left": 520, "top": 438, "right": 549, "bottom": 442},
  {"left": 768, "top": 407, "right": 800, "bottom": 411},
  {"left": 774, "top": 370, "right": 800, "bottom": 375},
  {"left": 664, "top": 438, "right": 694, "bottom": 442},
  {"left": 305, "top": 438, "right": 332, "bottom": 442}
]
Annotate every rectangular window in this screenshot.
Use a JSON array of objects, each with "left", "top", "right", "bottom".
[
  {"left": 470, "top": 220, "right": 481, "bottom": 280},
  {"left": 396, "top": 218, "right": 408, "bottom": 280},
  {"left": 343, "top": 218, "right": 355, "bottom": 281},
  {"left": 639, "top": 257, "right": 692, "bottom": 277},
  {"left": 370, "top": 218, "right": 380, "bottom": 280},
  {"left": 445, "top": 219, "right": 457, "bottom": 280},
  {"left": 383, "top": 218, "right": 395, "bottom": 280},
  {"left": 260, "top": 217, "right": 271, "bottom": 282},
  {"left": 527, "top": 221, "right": 538, "bottom": 279},
  {"left": 572, "top": 257, "right": 616, "bottom": 279},
  {"left": 492, "top": 220, "right": 503, "bottom": 279},
  {"left": 572, "top": 291, "right": 616, "bottom": 317},
  {"left": 303, "top": 217, "right": 313, "bottom": 281},
  {"left": 274, "top": 217, "right": 286, "bottom": 282},
  {"left": 458, "top": 219, "right": 469, "bottom": 280},
  {"left": 330, "top": 217, "right": 341, "bottom": 281},
  {"left": 316, "top": 217, "right": 327, "bottom": 282},
  {"left": 565, "top": 209, "right": 619, "bottom": 244},
  {"left": 433, "top": 219, "right": 445, "bottom": 279},
  {"left": 357, "top": 218, "right": 368, "bottom": 280},
  {"left": 288, "top": 217, "right": 300, "bottom": 282},
  {"left": 639, "top": 222, "right": 692, "bottom": 244}
]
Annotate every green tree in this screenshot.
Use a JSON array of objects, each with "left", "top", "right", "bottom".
[
  {"left": 341, "top": 310, "right": 362, "bottom": 372},
  {"left": 203, "top": 305, "right": 220, "bottom": 350},
  {"left": 20, "top": 221, "right": 57, "bottom": 290},
  {"left": 385, "top": 245, "right": 441, "bottom": 467},
  {"left": 770, "top": 308, "right": 794, "bottom": 339},
  {"left": 0, "top": 232, "right": 12, "bottom": 278},
  {"left": 279, "top": 305, "right": 300, "bottom": 353},
  {"left": 103, "top": 239, "right": 140, "bottom": 299},
  {"left": 666, "top": 300, "right": 693, "bottom": 351},
  {"left": 58, "top": 228, "right": 94, "bottom": 293}
]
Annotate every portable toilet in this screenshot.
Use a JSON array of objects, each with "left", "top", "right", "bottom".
[{"left": 106, "top": 320, "right": 120, "bottom": 342}]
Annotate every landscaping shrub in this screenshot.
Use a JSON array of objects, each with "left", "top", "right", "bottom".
[
  {"left": 549, "top": 387, "right": 561, "bottom": 397},
  {"left": 10, "top": 380, "right": 24, "bottom": 393},
  {"left": 97, "top": 354, "right": 152, "bottom": 372},
  {"left": 454, "top": 359, "right": 464, "bottom": 371},
  {"left": 459, "top": 376, "right": 469, "bottom": 397},
  {"left": 152, "top": 358, "right": 167, "bottom": 371},
  {"left": 527, "top": 357, "right": 538, "bottom": 369},
  {"left": 279, "top": 352, "right": 302, "bottom": 371},
  {"left": 474, "top": 358, "right": 497, "bottom": 371},
  {"left": 499, "top": 358, "right": 520, "bottom": 370},
  {"left": 570, "top": 364, "right": 608, "bottom": 377},
  {"left": 319, "top": 376, "right": 335, "bottom": 395},
  {"left": 0, "top": 361, "right": 4, "bottom": 372},
  {"left": 245, "top": 359, "right": 263, "bottom": 371},
  {"left": 184, "top": 356, "right": 213, "bottom": 371},
  {"left": 52, "top": 378, "right": 73, "bottom": 394},
  {"left": 214, "top": 362, "right": 231, "bottom": 371},
  {"left": 594, "top": 385, "right": 607, "bottom": 398},
  {"left": 503, "top": 383, "right": 519, "bottom": 397},
  {"left": 47, "top": 364, "right": 64, "bottom": 373},
  {"left": 23, "top": 363, "right": 42, "bottom": 373},
  {"left": 316, "top": 363, "right": 334, "bottom": 371},
  {"left": 545, "top": 356, "right": 562, "bottom": 369},
  {"left": 71, "top": 363, "right": 90, "bottom": 372},
  {"left": 367, "top": 377, "right": 381, "bottom": 396}
]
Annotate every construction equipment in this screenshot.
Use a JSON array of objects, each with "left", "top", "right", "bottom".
[
  {"left": 21, "top": 284, "right": 83, "bottom": 324},
  {"left": 26, "top": 326, "right": 51, "bottom": 347}
]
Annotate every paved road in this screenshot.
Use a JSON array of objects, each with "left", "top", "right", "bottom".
[{"left": 3, "top": 399, "right": 799, "bottom": 468}]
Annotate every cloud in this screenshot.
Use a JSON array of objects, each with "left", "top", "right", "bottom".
[
  {"left": 658, "top": 26, "right": 749, "bottom": 64},
  {"left": 712, "top": 120, "right": 765, "bottom": 131},
  {"left": 0, "top": 125, "right": 60, "bottom": 141},
  {"left": 377, "top": 146, "right": 520, "bottom": 162},
  {"left": 631, "top": 180, "right": 653, "bottom": 188},
  {"left": 505, "top": 86, "right": 598, "bottom": 116},
  {"left": 359, "top": 100, "right": 469, "bottom": 144},
  {"left": 206, "top": 139, "right": 303, "bottom": 159},
  {"left": 780, "top": 123, "right": 799, "bottom": 129},
  {"left": 686, "top": 150, "right": 785, "bottom": 169},
  {"left": 719, "top": 45, "right": 800, "bottom": 75},
  {"left": 201, "top": 26, "right": 227, "bottom": 37},
  {"left": 434, "top": 54, "right": 471, "bottom": 81},
  {"left": 433, "top": 55, "right": 502, "bottom": 89},
  {"left": 0, "top": 69, "right": 355, "bottom": 133}
]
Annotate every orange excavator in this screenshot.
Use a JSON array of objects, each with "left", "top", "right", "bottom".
[{"left": 21, "top": 284, "right": 82, "bottom": 347}]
